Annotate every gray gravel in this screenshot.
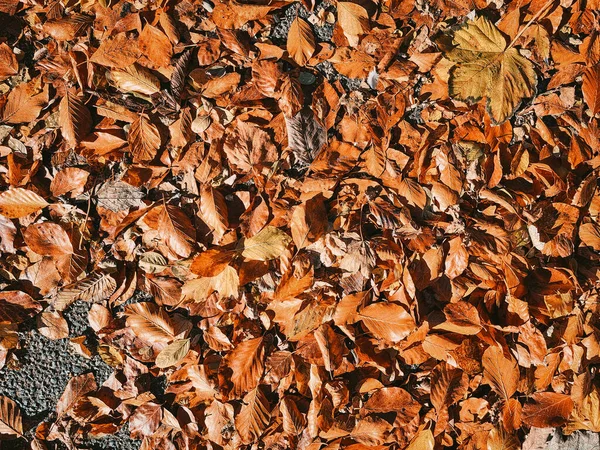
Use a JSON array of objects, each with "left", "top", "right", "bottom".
[{"left": 0, "top": 301, "right": 140, "bottom": 450}]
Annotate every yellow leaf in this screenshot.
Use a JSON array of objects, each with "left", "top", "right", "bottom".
[
  {"left": 446, "top": 16, "right": 537, "bottom": 124},
  {"left": 287, "top": 17, "right": 315, "bottom": 66},
  {"left": 241, "top": 226, "right": 291, "bottom": 261}
]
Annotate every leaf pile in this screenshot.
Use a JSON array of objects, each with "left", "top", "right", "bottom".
[{"left": 0, "top": 0, "right": 600, "bottom": 448}]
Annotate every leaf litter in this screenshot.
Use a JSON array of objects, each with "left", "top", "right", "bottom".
[{"left": 0, "top": 0, "right": 600, "bottom": 449}]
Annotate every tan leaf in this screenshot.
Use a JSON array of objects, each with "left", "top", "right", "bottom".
[
  {"left": 0, "top": 188, "right": 48, "bottom": 218},
  {"left": 358, "top": 302, "right": 416, "bottom": 343},
  {"left": 107, "top": 64, "right": 160, "bottom": 96},
  {"left": 482, "top": 346, "right": 519, "bottom": 401},
  {"left": 23, "top": 222, "right": 73, "bottom": 256},
  {"left": 37, "top": 311, "right": 69, "bottom": 340},
  {"left": 522, "top": 392, "right": 574, "bottom": 428},
  {"left": 579, "top": 222, "right": 600, "bottom": 251},
  {"left": 59, "top": 91, "right": 92, "bottom": 147},
  {"left": 236, "top": 386, "right": 271, "bottom": 444},
  {"left": 125, "top": 302, "right": 175, "bottom": 345},
  {"left": 182, "top": 264, "right": 239, "bottom": 301},
  {"left": 241, "top": 226, "right": 291, "bottom": 261},
  {"left": 90, "top": 33, "right": 141, "bottom": 69},
  {"left": 0, "top": 396, "right": 23, "bottom": 438},
  {"left": 287, "top": 17, "right": 315, "bottom": 66},
  {"left": 406, "top": 428, "right": 434, "bottom": 450},
  {"left": 431, "top": 363, "right": 468, "bottom": 434},
  {"left": 363, "top": 387, "right": 421, "bottom": 424},
  {"left": 129, "top": 115, "right": 161, "bottom": 163},
  {"left": 446, "top": 16, "right": 537, "bottom": 124},
  {"left": 223, "top": 120, "right": 278, "bottom": 174},
  {"left": 198, "top": 185, "right": 229, "bottom": 240},
  {"left": 225, "top": 337, "right": 264, "bottom": 396},
  {"left": 54, "top": 272, "right": 117, "bottom": 311},
  {"left": 445, "top": 236, "right": 469, "bottom": 279},
  {"left": 337, "top": 2, "right": 370, "bottom": 47},
  {"left": 155, "top": 338, "right": 190, "bottom": 368}
]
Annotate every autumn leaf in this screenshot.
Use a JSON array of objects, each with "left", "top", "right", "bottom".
[
  {"left": 522, "top": 392, "right": 574, "bottom": 428},
  {"left": 236, "top": 386, "right": 271, "bottom": 444},
  {"left": 482, "top": 346, "right": 519, "bottom": 401},
  {"left": 128, "top": 115, "right": 161, "bottom": 163},
  {"left": 23, "top": 222, "right": 73, "bottom": 256},
  {"left": 583, "top": 65, "right": 600, "bottom": 116},
  {"left": 156, "top": 338, "right": 190, "bottom": 368},
  {"left": 287, "top": 17, "right": 315, "bottom": 66},
  {"left": 158, "top": 204, "right": 196, "bottom": 258},
  {"left": 434, "top": 301, "right": 482, "bottom": 335},
  {"left": 337, "top": 2, "right": 370, "bottom": 47},
  {"left": 37, "top": 311, "right": 69, "bottom": 340},
  {"left": 0, "top": 396, "right": 23, "bottom": 439},
  {"left": 54, "top": 272, "right": 116, "bottom": 311},
  {"left": 59, "top": 91, "right": 92, "bottom": 147},
  {"left": 0, "top": 291, "right": 42, "bottom": 324},
  {"left": 1, "top": 80, "right": 47, "bottom": 124},
  {"left": 125, "top": 302, "right": 175, "bottom": 345},
  {"left": 446, "top": 16, "right": 537, "bottom": 124},
  {"left": 357, "top": 302, "right": 416, "bottom": 343},
  {"left": 224, "top": 337, "right": 264, "bottom": 396},
  {"left": 107, "top": 64, "right": 161, "bottom": 96},
  {"left": 0, "top": 188, "right": 48, "bottom": 218},
  {"left": 129, "top": 402, "right": 163, "bottom": 438},
  {"left": 241, "top": 226, "right": 291, "bottom": 261}
]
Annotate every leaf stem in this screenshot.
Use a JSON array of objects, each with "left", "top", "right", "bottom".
[{"left": 506, "top": 0, "right": 555, "bottom": 50}]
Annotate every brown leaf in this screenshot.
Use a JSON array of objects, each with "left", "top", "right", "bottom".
[
  {"left": 287, "top": 17, "right": 315, "bottom": 66},
  {"left": 0, "top": 291, "right": 42, "bottom": 324},
  {"left": 155, "top": 338, "right": 190, "bottom": 368},
  {"left": 358, "top": 302, "right": 416, "bottom": 343},
  {"left": 1, "top": 80, "right": 47, "bottom": 124},
  {"left": 224, "top": 337, "right": 264, "bottom": 396},
  {"left": 337, "top": 2, "right": 370, "bottom": 47},
  {"left": 129, "top": 402, "right": 163, "bottom": 438},
  {"left": 50, "top": 167, "right": 89, "bottom": 197},
  {"left": 56, "top": 373, "right": 97, "bottom": 417},
  {"left": 59, "top": 91, "right": 92, "bottom": 147},
  {"left": 37, "top": 311, "right": 69, "bottom": 340},
  {"left": 124, "top": 302, "right": 175, "bottom": 345},
  {"left": 54, "top": 272, "right": 117, "bottom": 311},
  {"left": 0, "top": 396, "right": 23, "bottom": 439},
  {"left": 522, "top": 392, "right": 574, "bottom": 428},
  {"left": 23, "top": 222, "right": 73, "bottom": 256},
  {"left": 0, "top": 43, "right": 18, "bottom": 81},
  {"left": 128, "top": 115, "right": 161, "bottom": 163},
  {"left": 482, "top": 346, "right": 519, "bottom": 401},
  {"left": 236, "top": 386, "right": 271, "bottom": 444},
  {"left": 434, "top": 301, "right": 482, "bottom": 335},
  {"left": 157, "top": 204, "right": 196, "bottom": 258},
  {"left": 190, "top": 248, "right": 235, "bottom": 277},
  {"left": 583, "top": 65, "right": 600, "bottom": 116}
]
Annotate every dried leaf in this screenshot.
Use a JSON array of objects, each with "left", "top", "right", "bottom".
[{"left": 447, "top": 16, "right": 537, "bottom": 123}]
